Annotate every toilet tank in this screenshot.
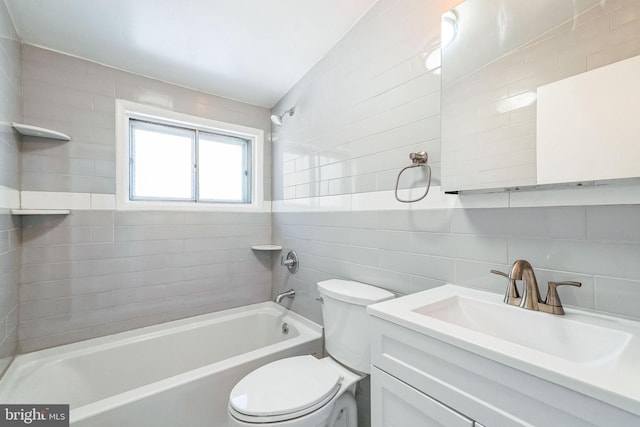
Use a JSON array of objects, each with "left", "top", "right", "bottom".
[{"left": 317, "top": 279, "right": 394, "bottom": 374}]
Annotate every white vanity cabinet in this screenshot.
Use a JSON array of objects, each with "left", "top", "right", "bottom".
[
  {"left": 369, "top": 315, "right": 639, "bottom": 427},
  {"left": 371, "top": 366, "right": 475, "bottom": 427}
]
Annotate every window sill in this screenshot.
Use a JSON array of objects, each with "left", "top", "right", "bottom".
[{"left": 116, "top": 199, "right": 271, "bottom": 213}]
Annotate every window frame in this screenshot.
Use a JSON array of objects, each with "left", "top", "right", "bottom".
[{"left": 116, "top": 99, "right": 264, "bottom": 212}]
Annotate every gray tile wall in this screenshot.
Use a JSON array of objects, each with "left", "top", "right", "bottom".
[
  {"left": 271, "top": 0, "right": 444, "bottom": 201},
  {"left": 270, "top": 1, "right": 640, "bottom": 426},
  {"left": 16, "top": 46, "right": 276, "bottom": 351},
  {"left": 19, "top": 211, "right": 272, "bottom": 352},
  {"left": 0, "top": 0, "right": 21, "bottom": 372},
  {"left": 274, "top": 207, "right": 640, "bottom": 322},
  {"left": 21, "top": 44, "right": 273, "bottom": 199},
  {"left": 272, "top": 0, "right": 640, "bottom": 320},
  {"left": 0, "top": 214, "right": 19, "bottom": 371}
]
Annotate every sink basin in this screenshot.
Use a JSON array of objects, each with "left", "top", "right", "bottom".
[
  {"left": 367, "top": 284, "right": 640, "bottom": 416},
  {"left": 413, "top": 295, "right": 631, "bottom": 365}
]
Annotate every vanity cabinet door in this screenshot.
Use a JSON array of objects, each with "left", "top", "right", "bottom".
[{"left": 371, "top": 366, "right": 474, "bottom": 427}]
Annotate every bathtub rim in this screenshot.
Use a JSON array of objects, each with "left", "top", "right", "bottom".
[{"left": 7, "top": 301, "right": 320, "bottom": 364}]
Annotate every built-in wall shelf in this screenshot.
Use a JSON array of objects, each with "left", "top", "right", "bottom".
[
  {"left": 11, "top": 123, "right": 71, "bottom": 141},
  {"left": 250, "top": 245, "right": 282, "bottom": 251},
  {"left": 10, "top": 209, "right": 71, "bottom": 216}
]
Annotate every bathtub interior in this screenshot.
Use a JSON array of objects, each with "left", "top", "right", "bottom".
[{"left": 0, "top": 302, "right": 322, "bottom": 412}]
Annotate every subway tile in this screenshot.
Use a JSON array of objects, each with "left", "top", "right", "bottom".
[
  {"left": 451, "top": 207, "right": 587, "bottom": 239},
  {"left": 411, "top": 233, "right": 508, "bottom": 264},
  {"left": 595, "top": 276, "right": 640, "bottom": 319},
  {"left": 509, "top": 237, "right": 640, "bottom": 280},
  {"left": 350, "top": 229, "right": 410, "bottom": 252},
  {"left": 90, "top": 226, "right": 114, "bottom": 243},
  {"left": 21, "top": 173, "right": 115, "bottom": 193},
  {"left": 19, "top": 307, "right": 113, "bottom": 340},
  {"left": 304, "top": 255, "right": 352, "bottom": 279},
  {"left": 165, "top": 277, "right": 227, "bottom": 298},
  {"left": 587, "top": 205, "right": 640, "bottom": 241},
  {"left": 409, "top": 276, "right": 447, "bottom": 293},
  {"left": 22, "top": 226, "right": 92, "bottom": 246},
  {"left": 310, "top": 241, "right": 378, "bottom": 267},
  {"left": 454, "top": 259, "right": 510, "bottom": 294},
  {"left": 378, "top": 250, "right": 454, "bottom": 282},
  {"left": 19, "top": 292, "right": 113, "bottom": 321},
  {"left": 376, "top": 210, "right": 451, "bottom": 233},
  {"left": 19, "top": 329, "right": 91, "bottom": 353},
  {"left": 349, "top": 264, "right": 410, "bottom": 295},
  {"left": 111, "top": 298, "right": 177, "bottom": 328},
  {"left": 20, "top": 280, "right": 78, "bottom": 302}
]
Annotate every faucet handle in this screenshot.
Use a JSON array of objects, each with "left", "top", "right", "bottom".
[
  {"left": 490, "top": 270, "right": 508, "bottom": 278},
  {"left": 545, "top": 281, "right": 582, "bottom": 309}
]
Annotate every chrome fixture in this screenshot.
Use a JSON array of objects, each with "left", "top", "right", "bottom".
[
  {"left": 394, "top": 151, "right": 432, "bottom": 203},
  {"left": 275, "top": 289, "right": 295, "bottom": 303},
  {"left": 281, "top": 250, "right": 299, "bottom": 274},
  {"left": 491, "top": 260, "right": 581, "bottom": 315},
  {"left": 270, "top": 107, "right": 295, "bottom": 126}
]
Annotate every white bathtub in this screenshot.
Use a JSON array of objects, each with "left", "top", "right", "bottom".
[{"left": 0, "top": 302, "right": 323, "bottom": 426}]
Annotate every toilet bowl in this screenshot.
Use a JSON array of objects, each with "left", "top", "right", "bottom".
[{"left": 227, "top": 279, "right": 394, "bottom": 427}]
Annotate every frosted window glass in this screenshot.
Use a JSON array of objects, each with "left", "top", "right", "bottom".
[
  {"left": 199, "top": 133, "right": 249, "bottom": 202},
  {"left": 131, "top": 122, "right": 194, "bottom": 200}
]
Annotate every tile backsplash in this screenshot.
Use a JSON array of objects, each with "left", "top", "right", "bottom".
[{"left": 273, "top": 206, "right": 640, "bottom": 323}]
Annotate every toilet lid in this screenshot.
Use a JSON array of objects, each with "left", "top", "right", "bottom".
[{"left": 229, "top": 355, "right": 342, "bottom": 422}]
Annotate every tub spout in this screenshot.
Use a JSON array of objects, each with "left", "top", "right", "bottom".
[{"left": 275, "top": 289, "right": 295, "bottom": 303}]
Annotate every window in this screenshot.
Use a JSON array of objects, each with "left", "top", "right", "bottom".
[{"left": 116, "top": 100, "right": 264, "bottom": 211}]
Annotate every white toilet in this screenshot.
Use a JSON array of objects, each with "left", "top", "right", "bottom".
[{"left": 228, "top": 279, "right": 395, "bottom": 427}]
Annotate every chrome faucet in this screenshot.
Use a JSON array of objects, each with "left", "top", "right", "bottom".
[
  {"left": 274, "top": 289, "right": 295, "bottom": 303},
  {"left": 491, "top": 260, "right": 581, "bottom": 315}
]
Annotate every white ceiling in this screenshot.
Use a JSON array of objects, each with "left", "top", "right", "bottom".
[{"left": 5, "top": 0, "right": 378, "bottom": 108}]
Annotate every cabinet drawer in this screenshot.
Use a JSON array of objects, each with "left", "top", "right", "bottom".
[{"left": 371, "top": 366, "right": 474, "bottom": 427}]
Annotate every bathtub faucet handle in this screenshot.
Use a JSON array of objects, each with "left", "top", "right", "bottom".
[{"left": 280, "top": 250, "right": 299, "bottom": 274}]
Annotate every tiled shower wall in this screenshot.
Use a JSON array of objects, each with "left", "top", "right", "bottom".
[
  {"left": 272, "top": 0, "right": 640, "bottom": 318},
  {"left": 17, "top": 46, "right": 274, "bottom": 352},
  {"left": 20, "top": 211, "right": 271, "bottom": 352},
  {"left": 0, "top": 0, "right": 21, "bottom": 372},
  {"left": 271, "top": 2, "right": 640, "bottom": 423}
]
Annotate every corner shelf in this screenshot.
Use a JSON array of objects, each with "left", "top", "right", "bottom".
[
  {"left": 10, "top": 209, "right": 71, "bottom": 216},
  {"left": 251, "top": 245, "right": 282, "bottom": 251},
  {"left": 11, "top": 123, "right": 71, "bottom": 141}
]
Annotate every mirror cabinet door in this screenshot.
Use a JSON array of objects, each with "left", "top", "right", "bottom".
[{"left": 441, "top": 0, "right": 640, "bottom": 192}]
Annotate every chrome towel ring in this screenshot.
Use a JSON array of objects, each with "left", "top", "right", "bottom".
[{"left": 394, "top": 151, "right": 432, "bottom": 203}]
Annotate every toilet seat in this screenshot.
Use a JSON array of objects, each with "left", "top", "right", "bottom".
[{"left": 229, "top": 355, "right": 343, "bottom": 423}]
